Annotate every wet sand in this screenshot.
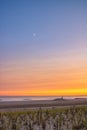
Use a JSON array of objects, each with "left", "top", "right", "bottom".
[{"left": 0, "top": 98, "right": 87, "bottom": 112}]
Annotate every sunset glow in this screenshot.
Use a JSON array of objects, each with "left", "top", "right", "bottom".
[{"left": 0, "top": 0, "right": 87, "bottom": 96}]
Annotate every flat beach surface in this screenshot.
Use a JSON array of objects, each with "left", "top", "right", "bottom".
[{"left": 0, "top": 98, "right": 87, "bottom": 112}]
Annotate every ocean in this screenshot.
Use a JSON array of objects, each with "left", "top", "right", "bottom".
[{"left": 0, "top": 96, "right": 87, "bottom": 102}]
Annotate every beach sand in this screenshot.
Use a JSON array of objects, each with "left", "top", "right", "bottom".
[{"left": 0, "top": 98, "right": 87, "bottom": 112}]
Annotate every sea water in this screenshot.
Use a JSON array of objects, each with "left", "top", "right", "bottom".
[{"left": 0, "top": 96, "right": 87, "bottom": 102}]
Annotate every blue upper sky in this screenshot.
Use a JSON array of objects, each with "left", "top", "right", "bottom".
[{"left": 0, "top": 0, "right": 87, "bottom": 62}]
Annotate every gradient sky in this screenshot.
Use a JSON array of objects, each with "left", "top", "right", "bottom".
[{"left": 0, "top": 0, "right": 87, "bottom": 96}]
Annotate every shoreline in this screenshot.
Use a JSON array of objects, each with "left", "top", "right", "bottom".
[{"left": 0, "top": 98, "right": 87, "bottom": 112}]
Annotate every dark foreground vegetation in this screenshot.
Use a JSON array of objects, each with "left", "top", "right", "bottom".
[{"left": 0, "top": 106, "right": 87, "bottom": 130}]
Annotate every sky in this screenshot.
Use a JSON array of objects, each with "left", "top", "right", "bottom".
[{"left": 0, "top": 0, "right": 87, "bottom": 96}]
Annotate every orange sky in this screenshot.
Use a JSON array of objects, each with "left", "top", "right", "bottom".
[
  {"left": 0, "top": 1, "right": 87, "bottom": 96},
  {"left": 0, "top": 48, "right": 87, "bottom": 96}
]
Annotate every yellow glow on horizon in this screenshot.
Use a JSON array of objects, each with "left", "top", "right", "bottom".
[
  {"left": 0, "top": 48, "right": 87, "bottom": 96},
  {"left": 0, "top": 88, "right": 87, "bottom": 96}
]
